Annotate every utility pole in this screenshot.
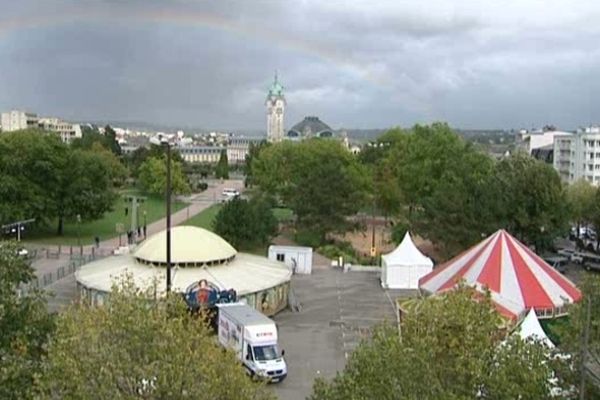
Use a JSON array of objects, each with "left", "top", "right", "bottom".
[
  {"left": 580, "top": 297, "right": 592, "bottom": 400},
  {"left": 165, "top": 141, "right": 172, "bottom": 293}
]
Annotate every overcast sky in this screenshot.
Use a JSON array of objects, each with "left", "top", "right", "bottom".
[{"left": 1, "top": 1, "right": 600, "bottom": 131}]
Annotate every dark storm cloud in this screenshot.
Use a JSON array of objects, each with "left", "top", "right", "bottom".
[{"left": 1, "top": 1, "right": 600, "bottom": 130}]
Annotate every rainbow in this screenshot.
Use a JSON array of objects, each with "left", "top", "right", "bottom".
[{"left": 0, "top": 7, "right": 383, "bottom": 84}]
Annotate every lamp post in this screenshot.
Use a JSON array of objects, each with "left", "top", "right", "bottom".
[
  {"left": 151, "top": 135, "right": 173, "bottom": 294},
  {"left": 76, "top": 214, "right": 82, "bottom": 254},
  {"left": 164, "top": 141, "right": 172, "bottom": 294}
]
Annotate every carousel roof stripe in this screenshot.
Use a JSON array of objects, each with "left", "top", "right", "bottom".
[
  {"left": 418, "top": 233, "right": 495, "bottom": 286},
  {"left": 419, "top": 229, "right": 582, "bottom": 319}
]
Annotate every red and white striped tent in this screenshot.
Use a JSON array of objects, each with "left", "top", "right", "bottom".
[{"left": 418, "top": 230, "right": 582, "bottom": 320}]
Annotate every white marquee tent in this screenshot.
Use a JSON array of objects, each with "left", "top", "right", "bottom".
[
  {"left": 381, "top": 232, "right": 433, "bottom": 289},
  {"left": 518, "top": 308, "right": 555, "bottom": 348}
]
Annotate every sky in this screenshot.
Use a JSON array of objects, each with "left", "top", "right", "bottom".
[{"left": 1, "top": 1, "right": 600, "bottom": 131}]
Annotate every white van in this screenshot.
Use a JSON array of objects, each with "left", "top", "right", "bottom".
[
  {"left": 216, "top": 303, "right": 287, "bottom": 383},
  {"left": 221, "top": 188, "right": 240, "bottom": 201}
]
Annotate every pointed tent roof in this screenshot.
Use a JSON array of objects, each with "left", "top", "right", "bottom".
[
  {"left": 419, "top": 230, "right": 581, "bottom": 319},
  {"left": 382, "top": 232, "right": 433, "bottom": 267},
  {"left": 518, "top": 309, "right": 555, "bottom": 348}
]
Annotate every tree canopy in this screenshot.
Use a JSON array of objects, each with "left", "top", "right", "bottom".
[
  {"left": 137, "top": 155, "right": 191, "bottom": 196},
  {"left": 37, "top": 279, "right": 273, "bottom": 399},
  {"left": 491, "top": 152, "right": 569, "bottom": 249},
  {"left": 215, "top": 149, "right": 230, "bottom": 179},
  {"left": 252, "top": 139, "right": 370, "bottom": 242},
  {"left": 372, "top": 124, "right": 569, "bottom": 257},
  {"left": 0, "top": 241, "right": 54, "bottom": 400},
  {"left": 311, "top": 287, "right": 564, "bottom": 400},
  {"left": 0, "top": 130, "right": 123, "bottom": 234},
  {"left": 567, "top": 178, "right": 596, "bottom": 234},
  {"left": 213, "top": 196, "right": 278, "bottom": 250}
]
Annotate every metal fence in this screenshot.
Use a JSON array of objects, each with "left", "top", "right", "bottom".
[{"left": 19, "top": 250, "right": 111, "bottom": 296}]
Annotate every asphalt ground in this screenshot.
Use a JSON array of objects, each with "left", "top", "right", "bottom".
[{"left": 272, "top": 267, "right": 412, "bottom": 400}]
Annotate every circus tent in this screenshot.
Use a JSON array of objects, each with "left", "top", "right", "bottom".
[{"left": 418, "top": 230, "right": 581, "bottom": 320}]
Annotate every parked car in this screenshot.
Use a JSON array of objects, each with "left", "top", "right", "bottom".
[
  {"left": 557, "top": 248, "right": 584, "bottom": 264},
  {"left": 581, "top": 253, "right": 600, "bottom": 272},
  {"left": 543, "top": 256, "right": 568, "bottom": 274}
]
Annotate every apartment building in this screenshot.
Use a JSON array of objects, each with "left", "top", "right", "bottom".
[
  {"left": 553, "top": 126, "right": 600, "bottom": 186},
  {"left": 0, "top": 110, "right": 39, "bottom": 132},
  {"left": 38, "top": 117, "right": 82, "bottom": 144}
]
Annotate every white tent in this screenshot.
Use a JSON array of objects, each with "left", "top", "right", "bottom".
[
  {"left": 518, "top": 308, "right": 555, "bottom": 348},
  {"left": 381, "top": 232, "right": 433, "bottom": 289}
]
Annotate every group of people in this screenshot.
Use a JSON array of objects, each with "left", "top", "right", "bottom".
[{"left": 126, "top": 225, "right": 147, "bottom": 245}]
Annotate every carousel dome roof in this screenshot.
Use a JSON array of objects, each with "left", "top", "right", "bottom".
[{"left": 133, "top": 226, "right": 237, "bottom": 266}]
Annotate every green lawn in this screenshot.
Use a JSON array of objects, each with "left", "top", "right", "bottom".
[
  {"left": 272, "top": 207, "right": 294, "bottom": 222},
  {"left": 24, "top": 190, "right": 187, "bottom": 245},
  {"left": 184, "top": 204, "right": 222, "bottom": 231}
]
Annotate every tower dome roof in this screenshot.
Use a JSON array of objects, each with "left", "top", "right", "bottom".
[
  {"left": 268, "top": 73, "right": 284, "bottom": 97},
  {"left": 288, "top": 116, "right": 333, "bottom": 138},
  {"left": 134, "top": 226, "right": 237, "bottom": 266}
]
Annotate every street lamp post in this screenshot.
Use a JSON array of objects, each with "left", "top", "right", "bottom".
[
  {"left": 165, "top": 141, "right": 172, "bottom": 293},
  {"left": 76, "top": 214, "right": 82, "bottom": 255}
]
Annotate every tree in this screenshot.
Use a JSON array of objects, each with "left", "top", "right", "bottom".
[
  {"left": 125, "top": 145, "right": 185, "bottom": 178},
  {"left": 252, "top": 139, "right": 370, "bottom": 243},
  {"left": 0, "top": 130, "right": 65, "bottom": 226},
  {"left": 567, "top": 179, "right": 596, "bottom": 237},
  {"left": 102, "top": 125, "right": 122, "bottom": 156},
  {"left": 37, "top": 279, "right": 273, "bottom": 399},
  {"left": 491, "top": 152, "right": 569, "bottom": 249},
  {"left": 0, "top": 130, "right": 123, "bottom": 235},
  {"left": 213, "top": 196, "right": 278, "bottom": 250},
  {"left": 137, "top": 155, "right": 191, "bottom": 196},
  {"left": 52, "top": 148, "right": 122, "bottom": 235},
  {"left": 244, "top": 140, "right": 269, "bottom": 188},
  {"left": 311, "top": 287, "right": 563, "bottom": 400},
  {"left": 376, "top": 124, "right": 498, "bottom": 257},
  {"left": 72, "top": 125, "right": 122, "bottom": 157},
  {"left": 215, "top": 149, "right": 230, "bottom": 179},
  {"left": 0, "top": 241, "right": 54, "bottom": 400}
]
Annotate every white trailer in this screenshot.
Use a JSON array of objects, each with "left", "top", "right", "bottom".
[
  {"left": 217, "top": 303, "right": 287, "bottom": 383},
  {"left": 268, "top": 245, "right": 313, "bottom": 274}
]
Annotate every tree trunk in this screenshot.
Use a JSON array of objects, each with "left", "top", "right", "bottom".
[{"left": 57, "top": 216, "right": 64, "bottom": 236}]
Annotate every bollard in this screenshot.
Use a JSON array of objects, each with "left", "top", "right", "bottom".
[
  {"left": 70, "top": 246, "right": 73, "bottom": 256},
  {"left": 58, "top": 245, "right": 62, "bottom": 254}
]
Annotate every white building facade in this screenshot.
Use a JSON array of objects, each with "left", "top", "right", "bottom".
[
  {"left": 227, "top": 137, "right": 264, "bottom": 164},
  {"left": 179, "top": 146, "right": 223, "bottom": 164},
  {"left": 265, "top": 74, "right": 285, "bottom": 143},
  {"left": 520, "top": 129, "right": 571, "bottom": 154},
  {"left": 38, "top": 117, "right": 82, "bottom": 144},
  {"left": 553, "top": 126, "right": 600, "bottom": 186},
  {"left": 1, "top": 110, "right": 39, "bottom": 132}
]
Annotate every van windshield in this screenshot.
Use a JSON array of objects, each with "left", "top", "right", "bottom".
[{"left": 253, "top": 345, "right": 279, "bottom": 361}]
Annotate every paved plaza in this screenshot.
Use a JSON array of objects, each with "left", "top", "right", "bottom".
[{"left": 272, "top": 267, "right": 413, "bottom": 400}]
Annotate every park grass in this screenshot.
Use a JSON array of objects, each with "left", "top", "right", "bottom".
[
  {"left": 272, "top": 207, "right": 294, "bottom": 222},
  {"left": 24, "top": 190, "right": 187, "bottom": 246},
  {"left": 184, "top": 203, "right": 222, "bottom": 231}
]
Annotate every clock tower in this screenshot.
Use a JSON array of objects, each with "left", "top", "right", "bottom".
[{"left": 266, "top": 73, "right": 286, "bottom": 142}]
